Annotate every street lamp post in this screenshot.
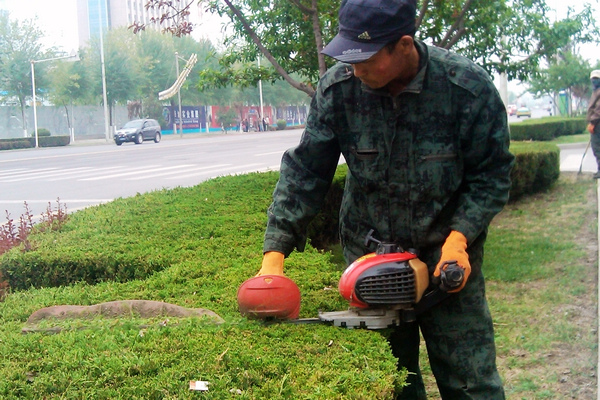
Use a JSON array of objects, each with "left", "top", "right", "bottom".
[
  {"left": 30, "top": 53, "right": 79, "bottom": 148},
  {"left": 258, "top": 56, "right": 264, "bottom": 130},
  {"left": 175, "top": 52, "right": 183, "bottom": 138},
  {"left": 98, "top": 0, "right": 110, "bottom": 142}
]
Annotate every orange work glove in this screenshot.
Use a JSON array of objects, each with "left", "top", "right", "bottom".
[
  {"left": 256, "top": 251, "right": 285, "bottom": 276},
  {"left": 587, "top": 123, "right": 595, "bottom": 134},
  {"left": 433, "top": 231, "right": 471, "bottom": 293}
]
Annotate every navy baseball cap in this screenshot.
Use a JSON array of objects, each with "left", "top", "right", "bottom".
[{"left": 322, "top": 0, "right": 417, "bottom": 63}]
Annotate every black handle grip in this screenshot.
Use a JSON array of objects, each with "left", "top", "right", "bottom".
[{"left": 439, "top": 262, "right": 464, "bottom": 292}]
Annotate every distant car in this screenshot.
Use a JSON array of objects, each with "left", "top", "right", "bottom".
[
  {"left": 507, "top": 104, "right": 517, "bottom": 116},
  {"left": 516, "top": 107, "right": 531, "bottom": 118},
  {"left": 114, "top": 119, "right": 161, "bottom": 145}
]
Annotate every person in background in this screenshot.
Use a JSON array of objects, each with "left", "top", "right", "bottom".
[
  {"left": 243, "top": 0, "right": 514, "bottom": 398},
  {"left": 586, "top": 69, "right": 600, "bottom": 179}
]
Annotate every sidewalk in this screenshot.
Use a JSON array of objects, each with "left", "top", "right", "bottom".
[{"left": 558, "top": 142, "right": 596, "bottom": 174}]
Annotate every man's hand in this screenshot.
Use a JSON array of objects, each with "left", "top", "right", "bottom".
[
  {"left": 238, "top": 251, "right": 299, "bottom": 319},
  {"left": 256, "top": 251, "right": 285, "bottom": 276},
  {"left": 588, "top": 123, "right": 595, "bottom": 134},
  {"left": 433, "top": 231, "right": 471, "bottom": 293}
]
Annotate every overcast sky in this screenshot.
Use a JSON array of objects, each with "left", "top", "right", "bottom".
[{"left": 1, "top": 0, "right": 226, "bottom": 52}]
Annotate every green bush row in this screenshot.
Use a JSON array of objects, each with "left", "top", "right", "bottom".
[
  {"left": 508, "top": 142, "right": 560, "bottom": 201},
  {"left": 0, "top": 139, "right": 562, "bottom": 399},
  {"left": 0, "top": 135, "right": 70, "bottom": 150},
  {"left": 0, "top": 141, "right": 559, "bottom": 291},
  {"left": 0, "top": 139, "right": 32, "bottom": 151},
  {"left": 509, "top": 117, "right": 586, "bottom": 141},
  {"left": 0, "top": 172, "right": 402, "bottom": 398}
]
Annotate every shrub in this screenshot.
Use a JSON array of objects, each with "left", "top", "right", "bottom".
[
  {"left": 510, "top": 117, "right": 586, "bottom": 141},
  {"left": 0, "top": 135, "right": 70, "bottom": 150},
  {"left": 0, "top": 138, "right": 32, "bottom": 150},
  {"left": 276, "top": 119, "right": 287, "bottom": 130},
  {"left": 509, "top": 141, "right": 560, "bottom": 201},
  {"left": 36, "top": 128, "right": 52, "bottom": 137},
  {"left": 39, "top": 135, "right": 70, "bottom": 147}
]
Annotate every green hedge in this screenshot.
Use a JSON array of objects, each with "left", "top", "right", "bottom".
[
  {"left": 0, "top": 139, "right": 32, "bottom": 150},
  {"left": 508, "top": 141, "right": 560, "bottom": 201},
  {"left": 0, "top": 135, "right": 563, "bottom": 399},
  {"left": 37, "top": 135, "right": 70, "bottom": 147},
  {"left": 509, "top": 117, "right": 586, "bottom": 141},
  {"left": 0, "top": 141, "right": 558, "bottom": 291},
  {"left": 0, "top": 135, "right": 70, "bottom": 150},
  {"left": 0, "top": 172, "right": 403, "bottom": 398}
]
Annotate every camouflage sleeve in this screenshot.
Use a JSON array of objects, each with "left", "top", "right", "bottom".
[
  {"left": 587, "top": 90, "right": 600, "bottom": 125},
  {"left": 449, "top": 77, "right": 515, "bottom": 244},
  {"left": 263, "top": 91, "right": 342, "bottom": 256}
]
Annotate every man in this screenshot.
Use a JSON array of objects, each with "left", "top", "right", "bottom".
[
  {"left": 587, "top": 69, "right": 600, "bottom": 179},
  {"left": 249, "top": 0, "right": 514, "bottom": 398}
]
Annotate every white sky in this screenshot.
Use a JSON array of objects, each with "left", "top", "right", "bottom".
[{"left": 1, "top": 0, "right": 226, "bottom": 52}]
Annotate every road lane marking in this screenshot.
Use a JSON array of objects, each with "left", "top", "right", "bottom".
[
  {"left": 46, "top": 166, "right": 126, "bottom": 181},
  {"left": 124, "top": 164, "right": 229, "bottom": 180},
  {"left": 0, "top": 167, "right": 59, "bottom": 181},
  {"left": 255, "top": 151, "right": 285, "bottom": 156},
  {"left": 79, "top": 165, "right": 177, "bottom": 181},
  {"left": 0, "top": 199, "right": 114, "bottom": 204},
  {"left": 0, "top": 167, "right": 92, "bottom": 182},
  {"left": 167, "top": 163, "right": 262, "bottom": 179},
  {"left": 0, "top": 168, "right": 28, "bottom": 177}
]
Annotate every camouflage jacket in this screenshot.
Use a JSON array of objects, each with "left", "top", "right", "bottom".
[
  {"left": 587, "top": 88, "right": 600, "bottom": 127},
  {"left": 264, "top": 40, "right": 514, "bottom": 270}
]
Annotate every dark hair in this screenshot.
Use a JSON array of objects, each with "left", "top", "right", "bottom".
[{"left": 384, "top": 29, "right": 416, "bottom": 53}]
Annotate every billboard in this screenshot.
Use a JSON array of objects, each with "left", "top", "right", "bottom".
[{"left": 163, "top": 106, "right": 206, "bottom": 131}]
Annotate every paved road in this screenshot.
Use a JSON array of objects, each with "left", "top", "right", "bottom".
[
  {"left": 0, "top": 130, "right": 305, "bottom": 221},
  {"left": 1, "top": 128, "right": 595, "bottom": 224}
]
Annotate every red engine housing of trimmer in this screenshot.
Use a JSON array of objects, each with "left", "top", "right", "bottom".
[{"left": 338, "top": 251, "right": 420, "bottom": 308}]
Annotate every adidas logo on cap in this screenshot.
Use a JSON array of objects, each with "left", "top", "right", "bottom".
[{"left": 357, "top": 31, "right": 371, "bottom": 40}]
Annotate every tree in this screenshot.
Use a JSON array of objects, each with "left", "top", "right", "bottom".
[
  {"left": 133, "top": 0, "right": 599, "bottom": 97},
  {"left": 527, "top": 51, "right": 599, "bottom": 115},
  {"left": 48, "top": 51, "right": 90, "bottom": 131},
  {"left": 83, "top": 28, "right": 139, "bottom": 126},
  {"left": 0, "top": 14, "right": 54, "bottom": 134},
  {"left": 418, "top": 1, "right": 598, "bottom": 81}
]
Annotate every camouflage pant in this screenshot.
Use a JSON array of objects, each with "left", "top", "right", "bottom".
[
  {"left": 388, "top": 272, "right": 505, "bottom": 400},
  {"left": 592, "top": 128, "right": 600, "bottom": 171}
]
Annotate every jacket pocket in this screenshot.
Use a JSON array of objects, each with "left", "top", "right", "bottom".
[
  {"left": 414, "top": 152, "right": 461, "bottom": 201},
  {"left": 350, "top": 146, "right": 379, "bottom": 161}
]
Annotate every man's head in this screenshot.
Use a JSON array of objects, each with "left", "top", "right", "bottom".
[
  {"left": 591, "top": 70, "right": 600, "bottom": 90},
  {"left": 322, "top": 0, "right": 417, "bottom": 64}
]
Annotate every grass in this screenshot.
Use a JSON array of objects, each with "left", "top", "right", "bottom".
[
  {"left": 0, "top": 168, "right": 598, "bottom": 399},
  {"left": 550, "top": 133, "right": 589, "bottom": 145},
  {"left": 0, "top": 173, "right": 403, "bottom": 399}
]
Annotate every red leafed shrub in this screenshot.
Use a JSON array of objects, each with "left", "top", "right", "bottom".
[{"left": 0, "top": 200, "right": 68, "bottom": 300}]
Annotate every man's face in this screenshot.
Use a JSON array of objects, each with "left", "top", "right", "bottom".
[
  {"left": 350, "top": 37, "right": 414, "bottom": 91},
  {"left": 352, "top": 48, "right": 401, "bottom": 89}
]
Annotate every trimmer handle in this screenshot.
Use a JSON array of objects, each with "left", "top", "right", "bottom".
[
  {"left": 364, "top": 229, "right": 405, "bottom": 254},
  {"left": 438, "top": 261, "right": 465, "bottom": 292}
]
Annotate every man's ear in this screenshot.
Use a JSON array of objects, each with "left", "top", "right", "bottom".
[{"left": 396, "top": 35, "right": 414, "bottom": 56}]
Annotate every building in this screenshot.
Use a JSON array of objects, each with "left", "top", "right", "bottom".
[
  {"left": 76, "top": 0, "right": 203, "bottom": 46},
  {"left": 0, "top": 0, "right": 9, "bottom": 18}
]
